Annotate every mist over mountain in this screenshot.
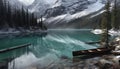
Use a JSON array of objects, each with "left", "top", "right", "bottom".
[
  {"left": 8, "top": 0, "right": 120, "bottom": 29},
  {"left": 8, "top": 0, "right": 105, "bottom": 16}
]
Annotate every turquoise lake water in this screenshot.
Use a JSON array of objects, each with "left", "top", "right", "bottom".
[{"left": 0, "top": 29, "right": 100, "bottom": 69}]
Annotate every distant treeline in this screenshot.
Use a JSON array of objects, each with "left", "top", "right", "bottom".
[{"left": 0, "top": 0, "right": 47, "bottom": 30}]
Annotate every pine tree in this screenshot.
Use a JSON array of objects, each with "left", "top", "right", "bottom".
[
  {"left": 6, "top": 2, "right": 12, "bottom": 27},
  {"left": 0, "top": 0, "right": 4, "bottom": 27},
  {"left": 0, "top": 0, "right": 47, "bottom": 30},
  {"left": 3, "top": 0, "right": 7, "bottom": 20},
  {"left": 111, "top": 0, "right": 120, "bottom": 30},
  {"left": 26, "top": 9, "right": 29, "bottom": 28},
  {"left": 100, "top": 0, "right": 111, "bottom": 47}
]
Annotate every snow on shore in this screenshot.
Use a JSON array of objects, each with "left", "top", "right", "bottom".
[
  {"left": 0, "top": 28, "right": 20, "bottom": 34},
  {"left": 91, "top": 29, "right": 103, "bottom": 34},
  {"left": 91, "top": 29, "right": 120, "bottom": 36}
]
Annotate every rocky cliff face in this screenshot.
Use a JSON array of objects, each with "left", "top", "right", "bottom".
[{"left": 28, "top": 0, "right": 105, "bottom": 17}]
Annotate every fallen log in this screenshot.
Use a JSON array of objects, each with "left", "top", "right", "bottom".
[
  {"left": 72, "top": 46, "right": 115, "bottom": 56},
  {"left": 0, "top": 43, "right": 31, "bottom": 53}
]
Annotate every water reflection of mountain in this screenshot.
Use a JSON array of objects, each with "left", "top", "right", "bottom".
[{"left": 0, "top": 30, "right": 100, "bottom": 69}]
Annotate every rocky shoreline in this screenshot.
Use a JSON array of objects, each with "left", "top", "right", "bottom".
[
  {"left": 45, "top": 37, "right": 120, "bottom": 69},
  {"left": 36, "top": 55, "right": 119, "bottom": 69}
]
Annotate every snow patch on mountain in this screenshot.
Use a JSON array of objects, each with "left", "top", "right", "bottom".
[
  {"left": 90, "top": 10, "right": 104, "bottom": 18},
  {"left": 44, "top": 0, "right": 57, "bottom": 4},
  {"left": 28, "top": 0, "right": 53, "bottom": 14},
  {"left": 52, "top": 1, "right": 61, "bottom": 8},
  {"left": 18, "top": 0, "right": 35, "bottom": 6},
  {"left": 37, "top": 18, "right": 46, "bottom": 22},
  {"left": 45, "top": 14, "right": 66, "bottom": 25},
  {"left": 71, "top": 0, "right": 104, "bottom": 18}
]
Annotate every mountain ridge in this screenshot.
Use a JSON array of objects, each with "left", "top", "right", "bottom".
[{"left": 8, "top": 0, "right": 119, "bottom": 29}]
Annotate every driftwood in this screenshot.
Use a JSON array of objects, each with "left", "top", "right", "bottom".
[
  {"left": 72, "top": 46, "right": 115, "bottom": 56},
  {"left": 0, "top": 43, "right": 31, "bottom": 53}
]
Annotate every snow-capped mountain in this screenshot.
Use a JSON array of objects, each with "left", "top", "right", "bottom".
[
  {"left": 43, "top": 0, "right": 105, "bottom": 28},
  {"left": 27, "top": 0, "right": 105, "bottom": 26},
  {"left": 28, "top": 0, "right": 105, "bottom": 17},
  {"left": 9, "top": 0, "right": 106, "bottom": 18},
  {"left": 8, "top": 0, "right": 117, "bottom": 29}
]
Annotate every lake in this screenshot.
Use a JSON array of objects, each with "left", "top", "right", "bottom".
[{"left": 0, "top": 29, "right": 100, "bottom": 69}]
